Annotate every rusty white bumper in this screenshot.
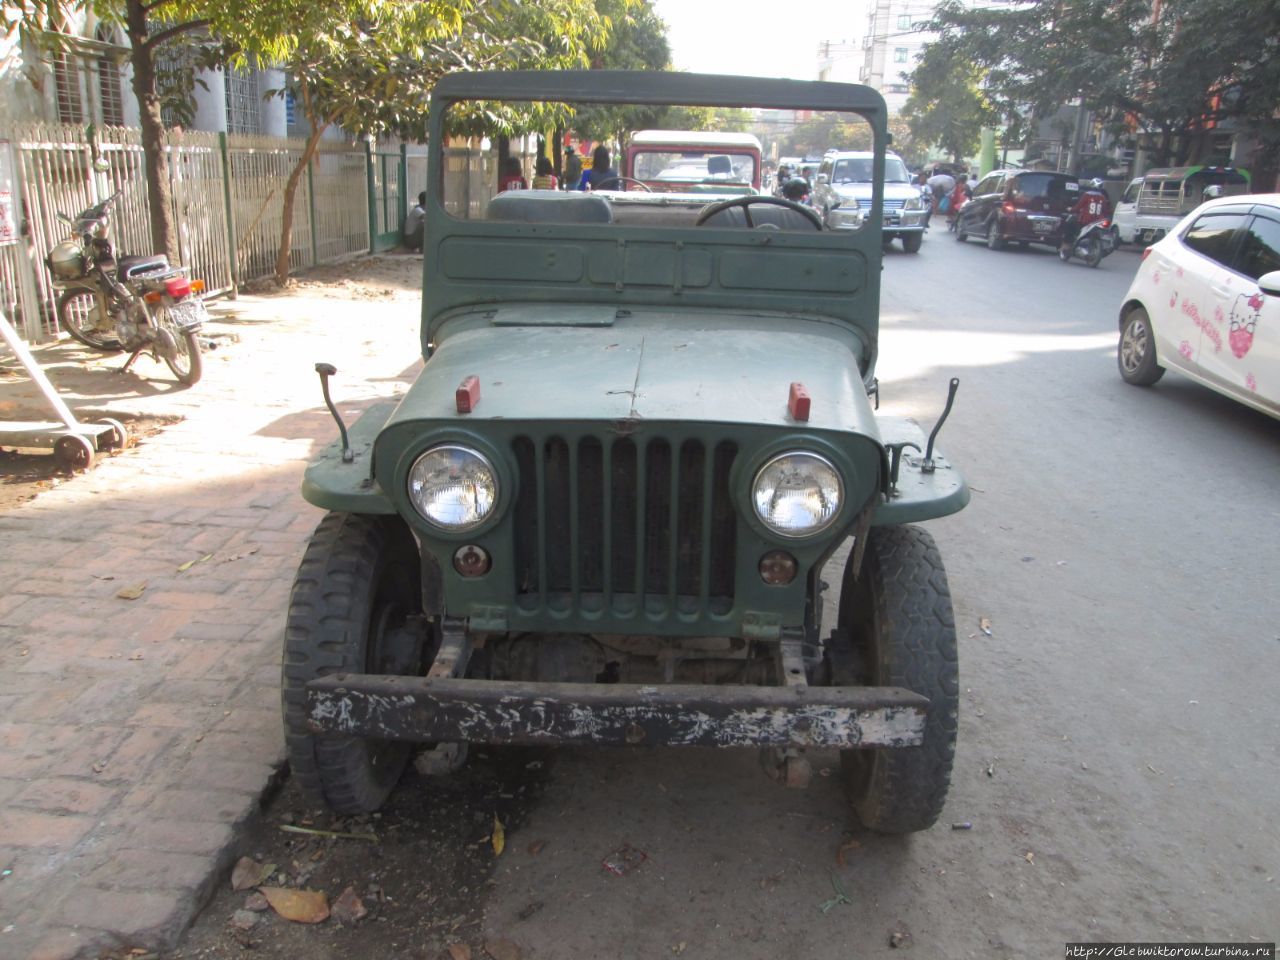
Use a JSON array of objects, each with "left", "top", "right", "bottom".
[{"left": 305, "top": 674, "right": 927, "bottom": 748}]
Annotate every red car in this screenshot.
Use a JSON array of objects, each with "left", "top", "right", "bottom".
[{"left": 955, "top": 169, "right": 1079, "bottom": 249}]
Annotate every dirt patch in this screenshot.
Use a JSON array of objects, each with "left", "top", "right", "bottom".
[
  {"left": 0, "top": 413, "right": 178, "bottom": 512},
  {"left": 238, "top": 254, "right": 423, "bottom": 301},
  {"left": 160, "top": 748, "right": 553, "bottom": 960}
]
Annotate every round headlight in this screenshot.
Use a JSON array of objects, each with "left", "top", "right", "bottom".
[
  {"left": 407, "top": 445, "right": 497, "bottom": 531},
  {"left": 752, "top": 452, "right": 843, "bottom": 538}
]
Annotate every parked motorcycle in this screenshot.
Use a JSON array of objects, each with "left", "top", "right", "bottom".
[
  {"left": 46, "top": 191, "right": 207, "bottom": 385},
  {"left": 1057, "top": 216, "right": 1118, "bottom": 268}
]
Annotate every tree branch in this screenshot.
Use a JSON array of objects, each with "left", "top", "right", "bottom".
[
  {"left": 143, "top": 19, "right": 211, "bottom": 51},
  {"left": 142, "top": 0, "right": 174, "bottom": 13}
]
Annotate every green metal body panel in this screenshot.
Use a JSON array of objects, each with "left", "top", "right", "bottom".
[
  {"left": 301, "top": 401, "right": 397, "bottom": 515},
  {"left": 299, "top": 70, "right": 969, "bottom": 642}
]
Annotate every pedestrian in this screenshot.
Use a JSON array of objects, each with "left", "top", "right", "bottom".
[
  {"left": 498, "top": 156, "right": 527, "bottom": 193},
  {"left": 403, "top": 191, "right": 426, "bottom": 251},
  {"left": 562, "top": 146, "right": 582, "bottom": 190},
  {"left": 578, "top": 145, "right": 618, "bottom": 191},
  {"left": 532, "top": 155, "right": 559, "bottom": 190}
]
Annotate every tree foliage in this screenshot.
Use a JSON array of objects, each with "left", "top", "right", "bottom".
[
  {"left": 900, "top": 39, "right": 998, "bottom": 164},
  {"left": 912, "top": 0, "right": 1280, "bottom": 174}
]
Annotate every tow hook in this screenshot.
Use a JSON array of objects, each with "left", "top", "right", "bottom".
[
  {"left": 922, "top": 377, "right": 960, "bottom": 474},
  {"left": 315, "top": 362, "right": 354, "bottom": 463}
]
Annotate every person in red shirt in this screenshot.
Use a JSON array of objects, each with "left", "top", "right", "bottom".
[
  {"left": 1061, "top": 179, "right": 1111, "bottom": 251},
  {"left": 498, "top": 157, "right": 528, "bottom": 192}
]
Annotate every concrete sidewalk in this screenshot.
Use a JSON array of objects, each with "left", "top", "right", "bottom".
[{"left": 0, "top": 257, "right": 423, "bottom": 960}]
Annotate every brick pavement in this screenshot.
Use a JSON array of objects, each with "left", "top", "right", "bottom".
[{"left": 0, "top": 257, "right": 423, "bottom": 960}]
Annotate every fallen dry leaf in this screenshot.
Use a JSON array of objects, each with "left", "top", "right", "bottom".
[
  {"left": 491, "top": 814, "right": 505, "bottom": 857},
  {"left": 1024, "top": 851, "right": 1035, "bottom": 864},
  {"left": 447, "top": 944, "right": 472, "bottom": 960},
  {"left": 231, "top": 858, "right": 260, "bottom": 892},
  {"left": 835, "top": 837, "right": 861, "bottom": 867},
  {"left": 485, "top": 938, "right": 522, "bottom": 960},
  {"left": 115, "top": 582, "right": 147, "bottom": 600},
  {"left": 331, "top": 886, "right": 367, "bottom": 925},
  {"left": 527, "top": 840, "right": 546, "bottom": 856},
  {"left": 259, "top": 886, "right": 329, "bottom": 924},
  {"left": 979, "top": 617, "right": 992, "bottom": 636}
]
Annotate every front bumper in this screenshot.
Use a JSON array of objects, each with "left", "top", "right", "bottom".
[{"left": 307, "top": 674, "right": 927, "bottom": 748}]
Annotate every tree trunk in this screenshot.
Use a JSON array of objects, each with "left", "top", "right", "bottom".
[
  {"left": 124, "top": 0, "right": 178, "bottom": 261},
  {"left": 274, "top": 124, "right": 327, "bottom": 286}
]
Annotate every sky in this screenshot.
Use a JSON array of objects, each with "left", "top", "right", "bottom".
[{"left": 651, "top": 0, "right": 864, "bottom": 81}]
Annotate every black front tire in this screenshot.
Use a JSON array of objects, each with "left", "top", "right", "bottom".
[
  {"left": 901, "top": 232, "right": 923, "bottom": 253},
  {"left": 1118, "top": 307, "right": 1165, "bottom": 386},
  {"left": 57, "top": 290, "right": 123, "bottom": 352},
  {"left": 283, "top": 513, "right": 428, "bottom": 814},
  {"left": 833, "top": 525, "right": 959, "bottom": 834}
]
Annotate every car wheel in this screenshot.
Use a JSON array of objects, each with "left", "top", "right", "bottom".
[
  {"left": 955, "top": 219, "right": 967, "bottom": 242},
  {"left": 901, "top": 232, "right": 923, "bottom": 253},
  {"left": 985, "top": 219, "right": 1005, "bottom": 250},
  {"left": 1118, "top": 307, "right": 1165, "bottom": 387},
  {"left": 283, "top": 512, "right": 431, "bottom": 814},
  {"left": 831, "top": 525, "right": 958, "bottom": 834}
]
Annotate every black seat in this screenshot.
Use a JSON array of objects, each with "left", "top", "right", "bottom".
[{"left": 117, "top": 254, "right": 171, "bottom": 279}]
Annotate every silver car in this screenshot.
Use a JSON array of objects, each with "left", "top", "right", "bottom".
[{"left": 812, "top": 151, "right": 927, "bottom": 252}]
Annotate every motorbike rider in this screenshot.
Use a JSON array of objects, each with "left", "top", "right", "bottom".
[
  {"left": 1060, "top": 178, "right": 1111, "bottom": 253},
  {"left": 781, "top": 176, "right": 811, "bottom": 206}
]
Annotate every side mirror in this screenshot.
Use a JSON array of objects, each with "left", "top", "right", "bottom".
[
  {"left": 1202, "top": 184, "right": 1224, "bottom": 200},
  {"left": 1258, "top": 270, "right": 1280, "bottom": 296}
]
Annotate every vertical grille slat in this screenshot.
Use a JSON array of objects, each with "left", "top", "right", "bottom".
[{"left": 513, "top": 431, "right": 736, "bottom": 620}]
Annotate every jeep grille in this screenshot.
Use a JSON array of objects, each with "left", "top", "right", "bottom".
[{"left": 512, "top": 434, "right": 737, "bottom": 619}]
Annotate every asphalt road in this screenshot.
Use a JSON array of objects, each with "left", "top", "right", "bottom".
[{"left": 475, "top": 232, "right": 1280, "bottom": 957}]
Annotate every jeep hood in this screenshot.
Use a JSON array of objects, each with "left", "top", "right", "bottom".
[{"left": 387, "top": 307, "right": 877, "bottom": 434}]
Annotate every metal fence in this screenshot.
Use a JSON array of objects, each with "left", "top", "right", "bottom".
[{"left": 0, "top": 122, "right": 470, "bottom": 343}]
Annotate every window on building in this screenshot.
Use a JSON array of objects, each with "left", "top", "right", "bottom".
[
  {"left": 225, "top": 67, "right": 261, "bottom": 135},
  {"left": 894, "top": 47, "right": 908, "bottom": 63},
  {"left": 897, "top": 14, "right": 911, "bottom": 28},
  {"left": 53, "top": 50, "right": 84, "bottom": 124},
  {"left": 95, "top": 24, "right": 125, "bottom": 127}
]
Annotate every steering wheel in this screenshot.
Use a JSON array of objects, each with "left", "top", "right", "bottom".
[
  {"left": 593, "top": 176, "right": 653, "bottom": 192},
  {"left": 695, "top": 195, "right": 824, "bottom": 230}
]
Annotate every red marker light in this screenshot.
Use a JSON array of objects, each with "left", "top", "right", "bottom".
[
  {"left": 456, "top": 375, "right": 481, "bottom": 414},
  {"left": 788, "top": 382, "right": 811, "bottom": 422}
]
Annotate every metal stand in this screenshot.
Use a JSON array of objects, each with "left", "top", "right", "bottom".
[{"left": 0, "top": 308, "right": 126, "bottom": 470}]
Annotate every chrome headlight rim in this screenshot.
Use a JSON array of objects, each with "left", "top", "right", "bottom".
[
  {"left": 903, "top": 195, "right": 924, "bottom": 211},
  {"left": 406, "top": 443, "right": 500, "bottom": 533},
  {"left": 750, "top": 450, "right": 845, "bottom": 540}
]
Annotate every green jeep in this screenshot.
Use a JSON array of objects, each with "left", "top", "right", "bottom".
[{"left": 284, "top": 71, "right": 968, "bottom": 833}]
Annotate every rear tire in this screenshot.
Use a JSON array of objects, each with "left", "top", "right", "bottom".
[
  {"left": 832, "top": 525, "right": 958, "bottom": 834},
  {"left": 283, "top": 513, "right": 428, "bottom": 814},
  {"left": 985, "top": 220, "right": 1005, "bottom": 250},
  {"left": 156, "top": 304, "right": 203, "bottom": 385},
  {"left": 1118, "top": 307, "right": 1165, "bottom": 386},
  {"left": 1085, "top": 237, "right": 1104, "bottom": 268},
  {"left": 955, "top": 220, "right": 968, "bottom": 242}
]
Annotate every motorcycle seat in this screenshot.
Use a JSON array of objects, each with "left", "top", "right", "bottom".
[{"left": 118, "top": 254, "right": 171, "bottom": 279}]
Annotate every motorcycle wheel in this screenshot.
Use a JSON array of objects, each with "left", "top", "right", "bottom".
[
  {"left": 1057, "top": 244, "right": 1071, "bottom": 262},
  {"left": 1085, "top": 237, "right": 1105, "bottom": 268},
  {"left": 156, "top": 304, "right": 204, "bottom": 386},
  {"left": 57, "top": 290, "right": 124, "bottom": 352}
]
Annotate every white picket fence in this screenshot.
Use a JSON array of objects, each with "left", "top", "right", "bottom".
[
  {"left": 0, "top": 122, "right": 534, "bottom": 343},
  {"left": 0, "top": 123, "right": 388, "bottom": 342}
]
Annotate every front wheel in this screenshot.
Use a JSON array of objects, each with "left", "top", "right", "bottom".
[
  {"left": 1118, "top": 307, "right": 1165, "bottom": 386},
  {"left": 901, "top": 232, "right": 923, "bottom": 254},
  {"left": 832, "top": 525, "right": 958, "bottom": 833},
  {"left": 283, "top": 513, "right": 429, "bottom": 814},
  {"left": 57, "top": 290, "right": 123, "bottom": 352}
]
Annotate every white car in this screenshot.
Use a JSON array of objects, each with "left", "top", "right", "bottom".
[{"left": 1117, "top": 193, "right": 1280, "bottom": 419}]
